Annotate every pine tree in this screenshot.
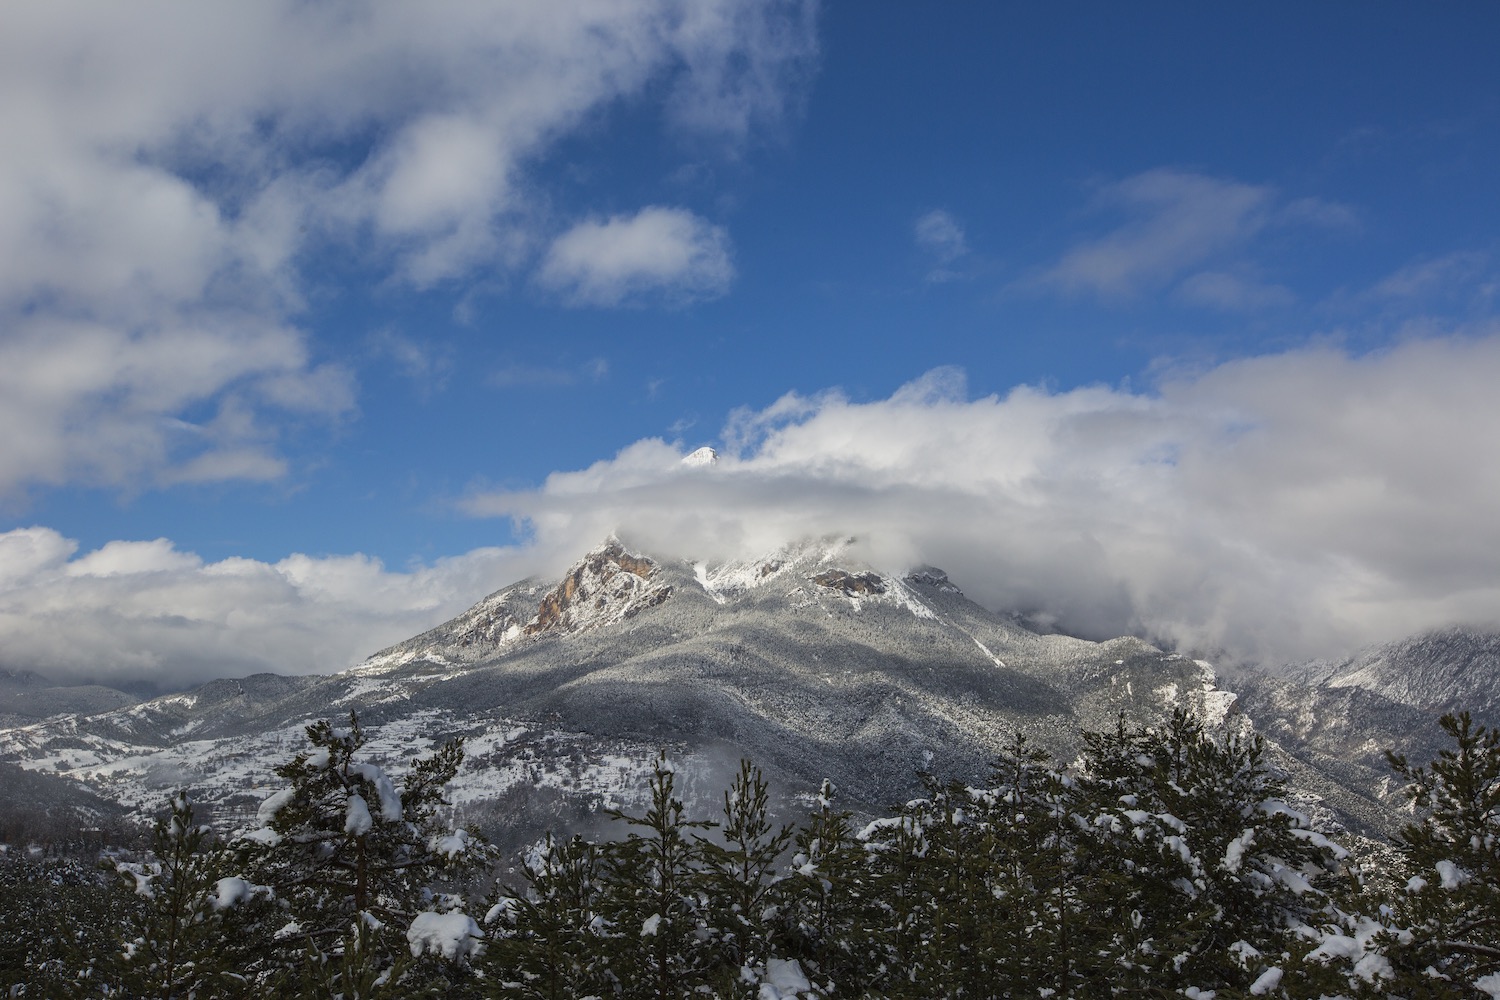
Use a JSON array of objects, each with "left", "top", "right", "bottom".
[
  {"left": 1382, "top": 712, "right": 1500, "bottom": 996},
  {"left": 239, "top": 711, "right": 486, "bottom": 997},
  {"left": 483, "top": 833, "right": 613, "bottom": 999},
  {"left": 855, "top": 795, "right": 934, "bottom": 996},
  {"left": 1077, "top": 709, "right": 1348, "bottom": 997},
  {"left": 101, "top": 792, "right": 275, "bottom": 999},
  {"left": 595, "top": 753, "right": 715, "bottom": 1000},
  {"left": 782, "top": 779, "right": 864, "bottom": 995},
  {"left": 697, "top": 760, "right": 796, "bottom": 994}
]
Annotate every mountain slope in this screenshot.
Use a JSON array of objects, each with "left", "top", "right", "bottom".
[
  {"left": 1287, "top": 625, "right": 1500, "bottom": 718},
  {"left": 2, "top": 537, "right": 1477, "bottom": 845}
]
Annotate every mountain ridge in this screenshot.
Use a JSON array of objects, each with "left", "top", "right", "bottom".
[{"left": 1, "top": 537, "right": 1495, "bottom": 849}]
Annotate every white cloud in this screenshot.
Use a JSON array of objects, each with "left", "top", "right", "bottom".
[
  {"left": 538, "top": 207, "right": 734, "bottom": 306},
  {"left": 0, "top": 527, "right": 539, "bottom": 691},
  {"left": 467, "top": 334, "right": 1500, "bottom": 667},
  {"left": 0, "top": 0, "right": 814, "bottom": 496},
  {"left": 1031, "top": 169, "right": 1347, "bottom": 307},
  {"left": 0, "top": 317, "right": 349, "bottom": 494},
  {"left": 1368, "top": 252, "right": 1489, "bottom": 300}
]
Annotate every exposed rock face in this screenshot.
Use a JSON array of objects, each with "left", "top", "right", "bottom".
[
  {"left": 524, "top": 541, "right": 670, "bottom": 637},
  {"left": 812, "top": 570, "right": 887, "bottom": 596},
  {"left": 905, "top": 568, "right": 961, "bottom": 594}
]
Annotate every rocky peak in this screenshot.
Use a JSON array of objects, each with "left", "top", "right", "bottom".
[
  {"left": 523, "top": 540, "right": 672, "bottom": 638},
  {"left": 811, "top": 570, "right": 888, "bottom": 597},
  {"left": 905, "top": 568, "right": 962, "bottom": 594}
]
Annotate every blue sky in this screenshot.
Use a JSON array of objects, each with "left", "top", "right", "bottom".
[{"left": 3, "top": 3, "right": 1499, "bottom": 688}]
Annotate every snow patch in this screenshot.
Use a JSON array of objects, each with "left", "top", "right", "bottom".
[
  {"left": 350, "top": 762, "right": 403, "bottom": 821},
  {"left": 758, "top": 958, "right": 814, "bottom": 999},
  {"left": 1248, "top": 968, "right": 1282, "bottom": 995},
  {"left": 345, "top": 793, "right": 372, "bottom": 836},
  {"left": 407, "top": 911, "right": 483, "bottom": 962},
  {"left": 1436, "top": 859, "right": 1468, "bottom": 889},
  {"left": 210, "top": 876, "right": 268, "bottom": 911},
  {"left": 431, "top": 829, "right": 471, "bottom": 859},
  {"left": 256, "top": 787, "right": 296, "bottom": 826}
]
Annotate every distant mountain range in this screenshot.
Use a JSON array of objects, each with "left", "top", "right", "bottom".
[{"left": 1, "top": 537, "right": 1495, "bottom": 849}]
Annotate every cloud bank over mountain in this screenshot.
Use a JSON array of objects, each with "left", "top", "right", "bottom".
[
  {"left": 0, "top": 527, "right": 544, "bottom": 692},
  {"left": 5, "top": 333, "right": 1496, "bottom": 689},
  {"left": 473, "top": 333, "right": 1500, "bottom": 667}
]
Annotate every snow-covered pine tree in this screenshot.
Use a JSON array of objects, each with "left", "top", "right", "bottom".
[
  {"left": 1076, "top": 709, "right": 1349, "bottom": 997},
  {"left": 103, "top": 792, "right": 275, "bottom": 999},
  {"left": 985, "top": 732, "right": 1096, "bottom": 997},
  {"left": 595, "top": 752, "right": 715, "bottom": 1000},
  {"left": 854, "top": 795, "right": 934, "bottom": 996},
  {"left": 1382, "top": 712, "right": 1500, "bottom": 998},
  {"left": 239, "top": 711, "right": 486, "bottom": 998},
  {"left": 697, "top": 760, "right": 797, "bottom": 996},
  {"left": 782, "top": 779, "right": 864, "bottom": 995},
  {"left": 483, "top": 833, "right": 613, "bottom": 999}
]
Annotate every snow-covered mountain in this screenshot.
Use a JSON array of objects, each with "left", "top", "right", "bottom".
[
  {"left": 0, "top": 537, "right": 1493, "bottom": 847},
  {"left": 1287, "top": 625, "right": 1500, "bottom": 717}
]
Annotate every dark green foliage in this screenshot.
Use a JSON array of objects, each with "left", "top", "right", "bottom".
[
  {"left": 1379, "top": 712, "right": 1500, "bottom": 995},
  {"left": 781, "top": 778, "right": 864, "bottom": 993},
  {"left": 105, "top": 792, "right": 276, "bottom": 999},
  {"left": 12, "top": 707, "right": 1500, "bottom": 999},
  {"left": 0, "top": 853, "right": 139, "bottom": 996},
  {"left": 478, "top": 718, "right": 1355, "bottom": 999},
  {"left": 1074, "top": 709, "right": 1346, "bottom": 995},
  {"left": 595, "top": 753, "right": 716, "bottom": 999},
  {"left": 698, "top": 760, "right": 797, "bottom": 993},
  {"left": 238, "top": 711, "right": 489, "bottom": 997},
  {"left": 484, "top": 833, "right": 612, "bottom": 999}
]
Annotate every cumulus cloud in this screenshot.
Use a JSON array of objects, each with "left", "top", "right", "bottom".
[
  {"left": 0, "top": 0, "right": 814, "bottom": 496},
  {"left": 0, "top": 527, "right": 542, "bottom": 691},
  {"left": 466, "top": 333, "right": 1500, "bottom": 667},
  {"left": 537, "top": 207, "right": 735, "bottom": 306},
  {"left": 1031, "top": 169, "right": 1345, "bottom": 307}
]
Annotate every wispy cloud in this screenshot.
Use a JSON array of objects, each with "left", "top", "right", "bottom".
[
  {"left": 487, "top": 358, "right": 610, "bottom": 389},
  {"left": 1368, "top": 252, "right": 1489, "bottom": 300},
  {"left": 367, "top": 330, "right": 454, "bottom": 398},
  {"left": 537, "top": 207, "right": 735, "bottom": 307},
  {"left": 914, "top": 209, "right": 969, "bottom": 282},
  {"left": 1029, "top": 168, "right": 1347, "bottom": 309}
]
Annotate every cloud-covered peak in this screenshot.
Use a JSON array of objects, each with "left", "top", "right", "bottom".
[{"left": 468, "top": 334, "right": 1500, "bottom": 666}]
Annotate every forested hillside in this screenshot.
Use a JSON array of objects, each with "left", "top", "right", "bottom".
[{"left": 3, "top": 710, "right": 1497, "bottom": 999}]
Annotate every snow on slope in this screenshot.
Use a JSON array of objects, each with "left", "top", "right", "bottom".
[{"left": 0, "top": 536, "right": 1297, "bottom": 841}]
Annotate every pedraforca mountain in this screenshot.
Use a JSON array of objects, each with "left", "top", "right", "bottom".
[{"left": 1, "top": 537, "right": 1494, "bottom": 846}]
